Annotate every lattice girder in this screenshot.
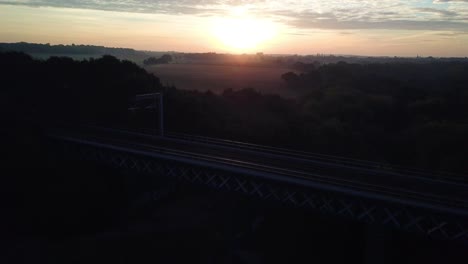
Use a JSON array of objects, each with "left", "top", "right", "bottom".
[{"left": 53, "top": 139, "right": 468, "bottom": 241}]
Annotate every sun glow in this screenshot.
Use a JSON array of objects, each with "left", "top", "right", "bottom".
[{"left": 211, "top": 8, "right": 277, "bottom": 52}]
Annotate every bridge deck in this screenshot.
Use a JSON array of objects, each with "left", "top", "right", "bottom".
[{"left": 49, "top": 126, "right": 468, "bottom": 217}]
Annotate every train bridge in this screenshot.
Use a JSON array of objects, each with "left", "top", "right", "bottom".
[{"left": 46, "top": 124, "right": 468, "bottom": 242}]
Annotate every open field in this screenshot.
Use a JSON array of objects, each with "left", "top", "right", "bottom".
[{"left": 146, "top": 64, "right": 297, "bottom": 97}]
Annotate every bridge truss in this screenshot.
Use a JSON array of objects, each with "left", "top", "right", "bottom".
[{"left": 53, "top": 137, "right": 468, "bottom": 242}]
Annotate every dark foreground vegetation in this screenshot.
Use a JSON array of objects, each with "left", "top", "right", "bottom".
[{"left": 2, "top": 51, "right": 466, "bottom": 173}]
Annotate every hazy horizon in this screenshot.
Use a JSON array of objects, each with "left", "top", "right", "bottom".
[
  {"left": 1, "top": 1, "right": 468, "bottom": 57},
  {"left": 4, "top": 40, "right": 468, "bottom": 59}
]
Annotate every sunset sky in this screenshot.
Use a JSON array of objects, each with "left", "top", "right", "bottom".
[{"left": 1, "top": 0, "right": 468, "bottom": 56}]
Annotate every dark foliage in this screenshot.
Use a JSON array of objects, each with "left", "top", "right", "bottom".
[
  {"left": 164, "top": 62, "right": 468, "bottom": 173},
  {"left": 1, "top": 52, "right": 467, "bottom": 173},
  {"left": 0, "top": 52, "right": 161, "bottom": 126}
]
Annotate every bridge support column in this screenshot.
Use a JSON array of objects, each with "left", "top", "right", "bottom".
[{"left": 364, "top": 224, "right": 392, "bottom": 264}]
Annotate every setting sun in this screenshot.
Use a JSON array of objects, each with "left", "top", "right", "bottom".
[{"left": 211, "top": 9, "right": 277, "bottom": 52}]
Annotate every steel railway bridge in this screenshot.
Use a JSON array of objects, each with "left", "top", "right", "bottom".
[{"left": 46, "top": 123, "right": 468, "bottom": 243}]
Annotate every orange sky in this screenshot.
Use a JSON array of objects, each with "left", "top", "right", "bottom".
[{"left": 1, "top": 2, "right": 468, "bottom": 57}]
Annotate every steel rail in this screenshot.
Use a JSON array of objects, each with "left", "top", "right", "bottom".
[
  {"left": 85, "top": 125, "right": 466, "bottom": 182},
  {"left": 77, "top": 125, "right": 468, "bottom": 187}
]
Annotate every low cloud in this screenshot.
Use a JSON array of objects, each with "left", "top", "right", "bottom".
[
  {"left": 415, "top": 7, "right": 457, "bottom": 16},
  {"left": 1, "top": 0, "right": 468, "bottom": 32}
]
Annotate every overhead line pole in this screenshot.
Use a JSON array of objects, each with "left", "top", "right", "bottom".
[{"left": 159, "top": 93, "right": 164, "bottom": 137}]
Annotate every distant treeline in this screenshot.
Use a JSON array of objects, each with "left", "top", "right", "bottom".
[
  {"left": 3, "top": 42, "right": 467, "bottom": 68},
  {"left": 1, "top": 51, "right": 467, "bottom": 173},
  {"left": 0, "top": 42, "right": 145, "bottom": 56},
  {"left": 143, "top": 54, "right": 173, "bottom": 65}
]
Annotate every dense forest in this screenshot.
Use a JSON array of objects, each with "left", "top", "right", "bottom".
[{"left": 1, "top": 51, "right": 467, "bottom": 173}]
